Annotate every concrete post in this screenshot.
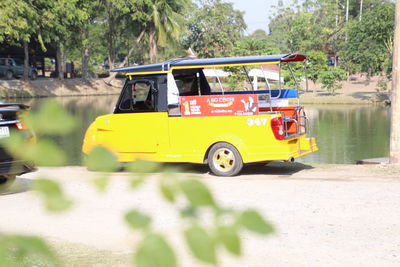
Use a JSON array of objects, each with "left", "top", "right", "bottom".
[{"left": 390, "top": 0, "right": 400, "bottom": 163}]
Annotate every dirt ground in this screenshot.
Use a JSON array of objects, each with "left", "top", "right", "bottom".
[
  {"left": 299, "top": 78, "right": 390, "bottom": 104},
  {"left": 0, "top": 78, "right": 123, "bottom": 98},
  {"left": 1, "top": 162, "right": 399, "bottom": 266}
]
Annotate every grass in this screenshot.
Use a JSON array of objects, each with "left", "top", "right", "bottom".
[{"left": 14, "top": 240, "right": 131, "bottom": 267}]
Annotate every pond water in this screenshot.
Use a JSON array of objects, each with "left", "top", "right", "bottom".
[{"left": 11, "top": 95, "right": 390, "bottom": 165}]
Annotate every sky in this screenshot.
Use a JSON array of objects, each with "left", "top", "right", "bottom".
[{"left": 228, "top": 0, "right": 283, "bottom": 34}]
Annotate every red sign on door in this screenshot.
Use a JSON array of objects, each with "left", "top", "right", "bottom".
[{"left": 180, "top": 94, "right": 259, "bottom": 117}]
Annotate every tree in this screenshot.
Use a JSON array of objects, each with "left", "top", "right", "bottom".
[
  {"left": 319, "top": 66, "right": 347, "bottom": 95},
  {"left": 342, "top": 2, "right": 395, "bottom": 76},
  {"left": 0, "top": 0, "right": 39, "bottom": 80},
  {"left": 306, "top": 50, "right": 328, "bottom": 85},
  {"left": 268, "top": 1, "right": 341, "bottom": 53},
  {"left": 129, "top": 0, "right": 190, "bottom": 63},
  {"left": 41, "top": 0, "right": 89, "bottom": 80},
  {"left": 182, "top": 0, "right": 246, "bottom": 58},
  {"left": 231, "top": 38, "right": 280, "bottom": 57}
]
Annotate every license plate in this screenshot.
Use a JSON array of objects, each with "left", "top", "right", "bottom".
[{"left": 0, "top": 126, "right": 10, "bottom": 138}]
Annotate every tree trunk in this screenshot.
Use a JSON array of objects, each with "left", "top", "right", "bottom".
[
  {"left": 335, "top": 0, "right": 339, "bottom": 28},
  {"left": 149, "top": 27, "right": 157, "bottom": 63},
  {"left": 359, "top": 0, "right": 363, "bottom": 21},
  {"left": 81, "top": 26, "right": 90, "bottom": 80},
  {"left": 56, "top": 44, "right": 64, "bottom": 80},
  {"left": 106, "top": 2, "right": 116, "bottom": 72},
  {"left": 104, "top": 30, "right": 145, "bottom": 85},
  {"left": 345, "top": 0, "right": 349, "bottom": 42},
  {"left": 23, "top": 41, "right": 29, "bottom": 81},
  {"left": 390, "top": 0, "right": 400, "bottom": 163}
]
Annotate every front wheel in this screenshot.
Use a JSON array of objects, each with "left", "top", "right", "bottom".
[
  {"left": 5, "top": 70, "right": 13, "bottom": 80},
  {"left": 208, "top": 142, "right": 243, "bottom": 177}
]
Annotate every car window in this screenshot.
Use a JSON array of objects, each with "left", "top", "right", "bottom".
[
  {"left": 133, "top": 82, "right": 151, "bottom": 102},
  {"left": 7, "top": 59, "right": 13, "bottom": 66},
  {"left": 118, "top": 81, "right": 154, "bottom": 112},
  {"left": 0, "top": 59, "right": 5, "bottom": 66},
  {"left": 14, "top": 59, "right": 23, "bottom": 66},
  {"left": 173, "top": 73, "right": 199, "bottom": 96}
]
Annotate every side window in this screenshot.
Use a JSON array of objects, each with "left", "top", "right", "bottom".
[
  {"left": 173, "top": 73, "right": 199, "bottom": 96},
  {"left": 0, "top": 59, "right": 5, "bottom": 66},
  {"left": 118, "top": 81, "right": 155, "bottom": 112}
]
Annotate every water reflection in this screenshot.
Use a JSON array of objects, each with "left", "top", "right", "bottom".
[
  {"left": 14, "top": 95, "right": 119, "bottom": 165},
  {"left": 301, "top": 105, "right": 390, "bottom": 164},
  {"left": 5, "top": 96, "right": 391, "bottom": 165}
]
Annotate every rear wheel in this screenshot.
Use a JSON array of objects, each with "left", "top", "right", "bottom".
[
  {"left": 208, "top": 142, "right": 243, "bottom": 176},
  {"left": 5, "top": 70, "right": 13, "bottom": 80},
  {"left": 0, "top": 175, "right": 16, "bottom": 191}
]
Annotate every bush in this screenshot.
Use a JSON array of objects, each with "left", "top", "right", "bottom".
[{"left": 319, "top": 67, "right": 347, "bottom": 95}]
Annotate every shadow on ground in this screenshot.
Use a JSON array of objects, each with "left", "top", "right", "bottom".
[
  {"left": 0, "top": 177, "right": 32, "bottom": 196},
  {"left": 167, "top": 161, "right": 313, "bottom": 177},
  {"left": 350, "top": 91, "right": 374, "bottom": 101},
  {"left": 241, "top": 161, "right": 313, "bottom": 176}
]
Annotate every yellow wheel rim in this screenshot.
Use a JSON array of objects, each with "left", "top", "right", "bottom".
[{"left": 213, "top": 148, "right": 235, "bottom": 172}]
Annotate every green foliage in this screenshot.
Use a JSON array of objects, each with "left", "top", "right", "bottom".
[
  {"left": 306, "top": 50, "right": 329, "bottom": 84},
  {"left": 0, "top": 235, "right": 57, "bottom": 266},
  {"left": 232, "top": 38, "right": 280, "bottom": 57},
  {"left": 319, "top": 67, "right": 347, "bottom": 95},
  {"left": 33, "top": 178, "right": 73, "bottom": 212},
  {"left": 159, "top": 176, "right": 177, "bottom": 203},
  {"left": 180, "top": 178, "right": 215, "bottom": 207},
  {"left": 239, "top": 210, "right": 274, "bottom": 235},
  {"left": 182, "top": 0, "right": 246, "bottom": 57},
  {"left": 0, "top": 0, "right": 39, "bottom": 43},
  {"left": 92, "top": 175, "right": 110, "bottom": 192},
  {"left": 184, "top": 225, "right": 217, "bottom": 264},
  {"left": 85, "top": 146, "right": 119, "bottom": 172},
  {"left": 281, "top": 62, "right": 305, "bottom": 88},
  {"left": 268, "top": 2, "right": 337, "bottom": 53},
  {"left": 217, "top": 225, "right": 241, "bottom": 255},
  {"left": 342, "top": 2, "right": 395, "bottom": 76},
  {"left": 125, "top": 210, "right": 152, "bottom": 230},
  {"left": 25, "top": 101, "right": 76, "bottom": 135},
  {"left": 0, "top": 96, "right": 274, "bottom": 267},
  {"left": 135, "top": 234, "right": 177, "bottom": 267}
]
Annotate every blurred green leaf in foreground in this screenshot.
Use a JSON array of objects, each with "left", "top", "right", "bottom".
[{"left": 0, "top": 100, "right": 274, "bottom": 267}]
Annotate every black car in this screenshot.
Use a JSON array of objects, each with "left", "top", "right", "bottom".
[{"left": 0, "top": 104, "right": 36, "bottom": 188}]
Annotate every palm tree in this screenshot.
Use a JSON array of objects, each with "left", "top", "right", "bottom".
[{"left": 146, "top": 0, "right": 189, "bottom": 62}]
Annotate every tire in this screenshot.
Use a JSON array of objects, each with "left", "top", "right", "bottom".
[
  {"left": 30, "top": 70, "right": 37, "bottom": 80},
  {"left": 0, "top": 175, "right": 16, "bottom": 191},
  {"left": 207, "top": 142, "right": 243, "bottom": 176},
  {"left": 5, "top": 70, "right": 13, "bottom": 80}
]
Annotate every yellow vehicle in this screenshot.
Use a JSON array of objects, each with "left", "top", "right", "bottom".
[{"left": 82, "top": 53, "right": 318, "bottom": 176}]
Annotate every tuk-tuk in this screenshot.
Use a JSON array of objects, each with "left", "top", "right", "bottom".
[{"left": 82, "top": 54, "right": 318, "bottom": 176}]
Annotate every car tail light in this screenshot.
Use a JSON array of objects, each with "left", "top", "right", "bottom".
[
  {"left": 15, "top": 121, "right": 27, "bottom": 130},
  {"left": 271, "top": 117, "right": 284, "bottom": 140}
]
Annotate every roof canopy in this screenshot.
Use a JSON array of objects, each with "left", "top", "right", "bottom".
[{"left": 112, "top": 53, "right": 307, "bottom": 75}]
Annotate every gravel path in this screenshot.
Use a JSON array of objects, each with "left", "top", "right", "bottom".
[{"left": 0, "top": 163, "right": 399, "bottom": 267}]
